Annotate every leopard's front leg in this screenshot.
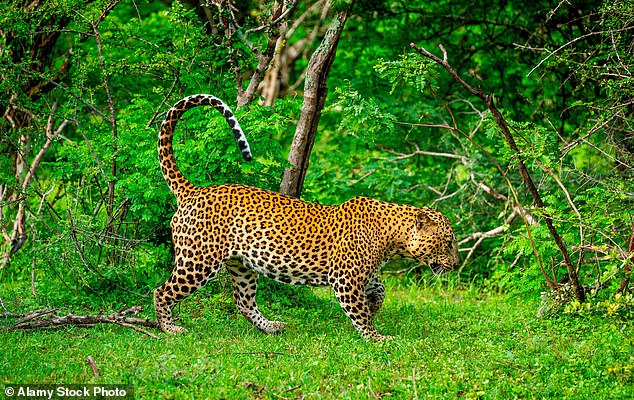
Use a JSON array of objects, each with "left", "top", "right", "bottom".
[
  {"left": 365, "top": 274, "right": 386, "bottom": 321},
  {"left": 330, "top": 272, "right": 392, "bottom": 341}
]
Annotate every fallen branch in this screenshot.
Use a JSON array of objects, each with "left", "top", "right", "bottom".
[{"left": 1, "top": 305, "right": 160, "bottom": 339}]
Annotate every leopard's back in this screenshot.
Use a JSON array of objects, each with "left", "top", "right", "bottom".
[{"left": 173, "top": 184, "right": 338, "bottom": 286}]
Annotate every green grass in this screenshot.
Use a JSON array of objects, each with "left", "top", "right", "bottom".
[{"left": 1, "top": 276, "right": 633, "bottom": 399}]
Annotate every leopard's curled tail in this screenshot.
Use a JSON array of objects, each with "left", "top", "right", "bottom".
[{"left": 158, "top": 94, "right": 252, "bottom": 200}]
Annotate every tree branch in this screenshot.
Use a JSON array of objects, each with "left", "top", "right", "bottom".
[
  {"left": 1, "top": 100, "right": 68, "bottom": 269},
  {"left": 246, "top": 1, "right": 297, "bottom": 34},
  {"left": 411, "top": 42, "right": 584, "bottom": 300}
]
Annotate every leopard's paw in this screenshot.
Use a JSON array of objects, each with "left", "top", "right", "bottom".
[
  {"left": 363, "top": 331, "right": 393, "bottom": 341},
  {"left": 261, "top": 320, "right": 286, "bottom": 334},
  {"left": 270, "top": 321, "right": 286, "bottom": 334},
  {"left": 163, "top": 325, "right": 188, "bottom": 334}
]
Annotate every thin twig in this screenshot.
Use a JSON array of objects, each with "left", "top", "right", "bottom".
[
  {"left": 347, "top": 170, "right": 376, "bottom": 186},
  {"left": 87, "top": 356, "right": 100, "bottom": 378},
  {"left": 459, "top": 210, "right": 518, "bottom": 266},
  {"left": 595, "top": 252, "right": 634, "bottom": 293},
  {"left": 525, "top": 25, "right": 634, "bottom": 77},
  {"left": 246, "top": 1, "right": 297, "bottom": 34},
  {"left": 538, "top": 161, "right": 584, "bottom": 272}
]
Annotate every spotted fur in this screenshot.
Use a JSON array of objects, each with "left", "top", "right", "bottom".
[{"left": 154, "top": 94, "right": 460, "bottom": 340}]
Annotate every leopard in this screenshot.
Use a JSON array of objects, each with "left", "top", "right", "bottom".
[{"left": 154, "top": 94, "right": 460, "bottom": 340}]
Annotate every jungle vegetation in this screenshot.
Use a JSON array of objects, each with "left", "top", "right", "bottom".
[{"left": 1, "top": 0, "right": 633, "bottom": 397}]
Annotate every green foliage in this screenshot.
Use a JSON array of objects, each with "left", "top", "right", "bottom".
[
  {"left": 374, "top": 52, "right": 434, "bottom": 94},
  {"left": 0, "top": 0, "right": 287, "bottom": 293},
  {"left": 320, "top": 0, "right": 633, "bottom": 300},
  {"left": 565, "top": 292, "right": 634, "bottom": 322},
  {"left": 1, "top": 6, "right": 632, "bottom": 400},
  {"left": 330, "top": 0, "right": 355, "bottom": 12},
  {"left": 330, "top": 86, "right": 396, "bottom": 145}
]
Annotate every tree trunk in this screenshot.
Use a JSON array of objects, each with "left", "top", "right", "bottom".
[
  {"left": 260, "top": 1, "right": 330, "bottom": 106},
  {"left": 279, "top": 3, "right": 354, "bottom": 197}
]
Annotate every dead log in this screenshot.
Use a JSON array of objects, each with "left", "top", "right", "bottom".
[{"left": 0, "top": 305, "right": 160, "bottom": 339}]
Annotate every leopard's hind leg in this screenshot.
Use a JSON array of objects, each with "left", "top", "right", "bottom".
[
  {"left": 154, "top": 246, "right": 223, "bottom": 334},
  {"left": 226, "top": 259, "right": 286, "bottom": 334}
]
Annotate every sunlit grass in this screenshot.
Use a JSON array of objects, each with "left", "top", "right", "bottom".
[{"left": 1, "top": 276, "right": 633, "bottom": 399}]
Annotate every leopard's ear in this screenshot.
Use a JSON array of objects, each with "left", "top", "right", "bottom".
[{"left": 416, "top": 210, "right": 436, "bottom": 233}]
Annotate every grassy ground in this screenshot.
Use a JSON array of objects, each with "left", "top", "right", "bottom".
[{"left": 1, "top": 276, "right": 633, "bottom": 399}]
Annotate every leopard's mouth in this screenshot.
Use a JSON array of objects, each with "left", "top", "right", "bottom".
[{"left": 430, "top": 262, "right": 446, "bottom": 275}]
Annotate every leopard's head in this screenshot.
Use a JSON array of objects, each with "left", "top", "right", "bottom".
[{"left": 403, "top": 208, "right": 460, "bottom": 274}]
